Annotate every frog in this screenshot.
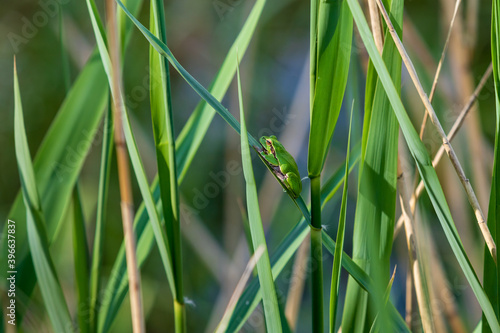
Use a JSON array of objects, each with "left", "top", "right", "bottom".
[{"left": 257, "top": 135, "right": 302, "bottom": 198}]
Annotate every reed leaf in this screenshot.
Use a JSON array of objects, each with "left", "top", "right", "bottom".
[
  {"left": 13, "top": 62, "right": 73, "bottom": 332},
  {"left": 329, "top": 106, "right": 353, "bottom": 332},
  {"left": 342, "top": 0, "right": 402, "bottom": 331},
  {"left": 483, "top": 0, "right": 500, "bottom": 330},
  {"left": 237, "top": 56, "right": 282, "bottom": 332}
]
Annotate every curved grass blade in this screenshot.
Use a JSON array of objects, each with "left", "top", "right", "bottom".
[
  {"left": 329, "top": 105, "right": 353, "bottom": 332},
  {"left": 13, "top": 62, "right": 73, "bottom": 332},
  {"left": 238, "top": 56, "right": 282, "bottom": 332},
  {"left": 72, "top": 186, "right": 90, "bottom": 333},
  {"left": 149, "top": 0, "right": 185, "bottom": 330},
  {"left": 346, "top": 0, "right": 500, "bottom": 329},
  {"left": 2, "top": 51, "right": 108, "bottom": 319}
]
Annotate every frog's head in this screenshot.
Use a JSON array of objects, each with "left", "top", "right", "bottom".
[{"left": 259, "top": 135, "right": 277, "bottom": 149}]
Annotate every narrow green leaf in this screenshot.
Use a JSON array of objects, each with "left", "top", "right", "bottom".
[
  {"left": 346, "top": 0, "right": 500, "bottom": 329},
  {"left": 238, "top": 55, "right": 282, "bottom": 332},
  {"left": 483, "top": 0, "right": 500, "bottom": 330},
  {"left": 89, "top": 102, "right": 114, "bottom": 333},
  {"left": 329, "top": 105, "right": 353, "bottom": 332},
  {"left": 343, "top": 0, "right": 402, "bottom": 331},
  {"left": 149, "top": 0, "right": 185, "bottom": 330},
  {"left": 308, "top": 0, "right": 353, "bottom": 176},
  {"left": 13, "top": 62, "right": 73, "bottom": 333},
  {"left": 72, "top": 186, "right": 90, "bottom": 333}
]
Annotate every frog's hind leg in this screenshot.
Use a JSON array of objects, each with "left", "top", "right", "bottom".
[{"left": 285, "top": 172, "right": 302, "bottom": 197}]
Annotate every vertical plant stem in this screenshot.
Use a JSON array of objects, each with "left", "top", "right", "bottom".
[
  {"left": 310, "top": 175, "right": 323, "bottom": 333},
  {"left": 106, "top": 0, "right": 145, "bottom": 331},
  {"left": 367, "top": 0, "right": 383, "bottom": 53},
  {"left": 405, "top": 267, "right": 413, "bottom": 328}
]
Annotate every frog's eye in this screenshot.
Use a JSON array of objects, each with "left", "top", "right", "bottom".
[{"left": 266, "top": 139, "right": 272, "bottom": 146}]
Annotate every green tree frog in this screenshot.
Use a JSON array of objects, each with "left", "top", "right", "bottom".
[{"left": 258, "top": 135, "right": 302, "bottom": 198}]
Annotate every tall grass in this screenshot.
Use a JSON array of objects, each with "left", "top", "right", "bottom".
[{"left": 4, "top": 0, "right": 500, "bottom": 332}]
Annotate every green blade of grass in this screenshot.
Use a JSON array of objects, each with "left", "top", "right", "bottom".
[
  {"left": 342, "top": 0, "right": 402, "bottom": 331},
  {"left": 237, "top": 56, "right": 282, "bottom": 332},
  {"left": 72, "top": 186, "right": 90, "bottom": 333},
  {"left": 89, "top": 102, "right": 114, "bottom": 333},
  {"left": 346, "top": 0, "right": 500, "bottom": 329},
  {"left": 483, "top": 0, "right": 500, "bottom": 330},
  {"left": 3, "top": 51, "right": 108, "bottom": 319},
  {"left": 0, "top": 0, "right": 144, "bottom": 322},
  {"left": 329, "top": 105, "right": 353, "bottom": 332},
  {"left": 13, "top": 62, "right": 73, "bottom": 332},
  {"left": 149, "top": 0, "right": 185, "bottom": 330},
  {"left": 308, "top": 0, "right": 353, "bottom": 176}
]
